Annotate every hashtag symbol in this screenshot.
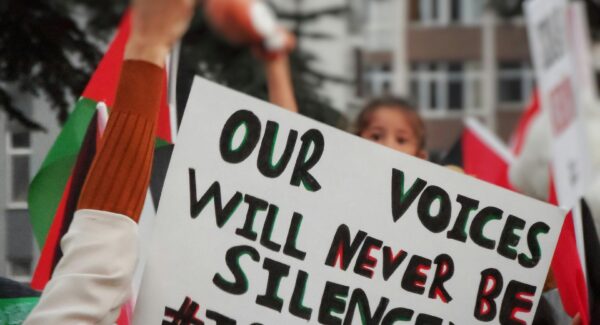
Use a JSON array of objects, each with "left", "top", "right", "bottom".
[{"left": 162, "top": 296, "right": 204, "bottom": 325}]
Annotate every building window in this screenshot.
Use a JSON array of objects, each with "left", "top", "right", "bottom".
[
  {"left": 447, "top": 63, "right": 464, "bottom": 110},
  {"left": 431, "top": 0, "right": 440, "bottom": 21},
  {"left": 498, "top": 61, "right": 535, "bottom": 106},
  {"left": 6, "top": 208, "right": 36, "bottom": 282},
  {"left": 6, "top": 259, "right": 32, "bottom": 282},
  {"left": 418, "top": 0, "right": 440, "bottom": 24},
  {"left": 414, "top": 0, "right": 482, "bottom": 25},
  {"left": 410, "top": 61, "right": 482, "bottom": 114},
  {"left": 363, "top": 0, "right": 395, "bottom": 51},
  {"left": 462, "top": 0, "right": 484, "bottom": 24},
  {"left": 429, "top": 77, "right": 439, "bottom": 109},
  {"left": 362, "top": 63, "right": 393, "bottom": 98},
  {"left": 7, "top": 130, "right": 32, "bottom": 208},
  {"left": 450, "top": 0, "right": 462, "bottom": 23}
]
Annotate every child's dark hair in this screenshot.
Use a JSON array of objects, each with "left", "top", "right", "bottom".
[{"left": 354, "top": 97, "right": 426, "bottom": 150}]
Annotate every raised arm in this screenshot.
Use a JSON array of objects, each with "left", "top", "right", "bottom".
[
  {"left": 204, "top": 0, "right": 299, "bottom": 112},
  {"left": 76, "top": 0, "right": 195, "bottom": 220},
  {"left": 261, "top": 31, "right": 298, "bottom": 113},
  {"left": 24, "top": 1, "right": 194, "bottom": 324}
]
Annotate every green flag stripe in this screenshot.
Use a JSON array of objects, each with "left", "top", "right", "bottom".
[
  {"left": 0, "top": 297, "right": 39, "bottom": 324},
  {"left": 27, "top": 97, "right": 97, "bottom": 247},
  {"left": 28, "top": 97, "right": 171, "bottom": 248}
]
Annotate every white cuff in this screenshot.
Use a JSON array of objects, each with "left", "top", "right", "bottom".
[{"left": 25, "top": 210, "right": 139, "bottom": 325}]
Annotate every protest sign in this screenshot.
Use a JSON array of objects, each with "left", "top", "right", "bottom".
[
  {"left": 566, "top": 2, "right": 599, "bottom": 111},
  {"left": 134, "top": 77, "right": 565, "bottom": 324},
  {"left": 526, "top": 0, "right": 597, "bottom": 278},
  {"left": 525, "top": 0, "right": 594, "bottom": 209}
]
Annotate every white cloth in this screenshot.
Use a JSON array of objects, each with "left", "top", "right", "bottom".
[
  {"left": 509, "top": 111, "right": 551, "bottom": 201},
  {"left": 509, "top": 109, "right": 600, "bottom": 236},
  {"left": 24, "top": 209, "right": 139, "bottom": 325}
]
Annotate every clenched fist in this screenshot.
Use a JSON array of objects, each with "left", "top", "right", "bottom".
[{"left": 125, "top": 0, "right": 197, "bottom": 66}]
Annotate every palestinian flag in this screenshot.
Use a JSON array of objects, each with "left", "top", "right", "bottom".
[
  {"left": 548, "top": 181, "right": 589, "bottom": 324},
  {"left": 0, "top": 277, "right": 40, "bottom": 324},
  {"left": 28, "top": 11, "right": 174, "bottom": 290},
  {"left": 441, "top": 118, "right": 514, "bottom": 190},
  {"left": 549, "top": 180, "right": 600, "bottom": 325}
]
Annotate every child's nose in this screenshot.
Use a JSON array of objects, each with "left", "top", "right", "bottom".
[{"left": 383, "top": 137, "right": 397, "bottom": 149}]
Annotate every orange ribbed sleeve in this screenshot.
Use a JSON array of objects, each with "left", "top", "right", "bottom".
[{"left": 77, "top": 60, "right": 163, "bottom": 222}]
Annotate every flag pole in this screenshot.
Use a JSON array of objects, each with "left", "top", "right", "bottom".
[
  {"left": 572, "top": 200, "right": 588, "bottom": 284},
  {"left": 166, "top": 41, "right": 181, "bottom": 143}
]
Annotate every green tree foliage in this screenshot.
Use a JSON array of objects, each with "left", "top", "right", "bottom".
[
  {"left": 0, "top": 0, "right": 103, "bottom": 129},
  {"left": 0, "top": 0, "right": 349, "bottom": 130}
]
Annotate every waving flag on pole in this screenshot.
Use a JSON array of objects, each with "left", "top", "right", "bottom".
[
  {"left": 580, "top": 200, "right": 600, "bottom": 324},
  {"left": 28, "top": 11, "right": 174, "bottom": 291},
  {"left": 509, "top": 91, "right": 600, "bottom": 324},
  {"left": 548, "top": 181, "right": 591, "bottom": 325},
  {"left": 442, "top": 118, "right": 514, "bottom": 190}
]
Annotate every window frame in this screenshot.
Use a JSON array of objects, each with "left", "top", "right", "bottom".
[
  {"left": 497, "top": 61, "right": 535, "bottom": 108},
  {"left": 6, "top": 258, "right": 33, "bottom": 283},
  {"left": 6, "top": 130, "right": 32, "bottom": 209},
  {"left": 414, "top": 0, "right": 482, "bottom": 26},
  {"left": 365, "top": 66, "right": 394, "bottom": 98},
  {"left": 363, "top": 0, "right": 396, "bottom": 51},
  {"left": 410, "top": 62, "right": 483, "bottom": 117}
]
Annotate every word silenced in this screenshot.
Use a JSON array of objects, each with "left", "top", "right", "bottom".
[{"left": 212, "top": 244, "right": 454, "bottom": 325}]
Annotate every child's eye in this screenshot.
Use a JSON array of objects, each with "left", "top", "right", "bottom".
[
  {"left": 370, "top": 133, "right": 382, "bottom": 141},
  {"left": 396, "top": 137, "right": 407, "bottom": 144}
]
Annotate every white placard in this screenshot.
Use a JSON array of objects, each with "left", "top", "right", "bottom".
[
  {"left": 134, "top": 77, "right": 565, "bottom": 324},
  {"left": 525, "top": 0, "right": 594, "bottom": 209},
  {"left": 566, "top": 2, "right": 599, "bottom": 110}
]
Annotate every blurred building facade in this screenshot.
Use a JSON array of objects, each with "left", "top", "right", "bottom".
[
  {"left": 349, "top": 0, "right": 535, "bottom": 158},
  {"left": 0, "top": 94, "right": 59, "bottom": 282}
]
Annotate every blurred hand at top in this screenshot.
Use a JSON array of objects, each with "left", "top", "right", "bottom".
[
  {"left": 125, "top": 0, "right": 197, "bottom": 66},
  {"left": 204, "top": 0, "right": 295, "bottom": 60},
  {"left": 252, "top": 28, "right": 295, "bottom": 61}
]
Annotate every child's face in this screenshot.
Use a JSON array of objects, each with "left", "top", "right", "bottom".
[{"left": 359, "top": 106, "right": 426, "bottom": 159}]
